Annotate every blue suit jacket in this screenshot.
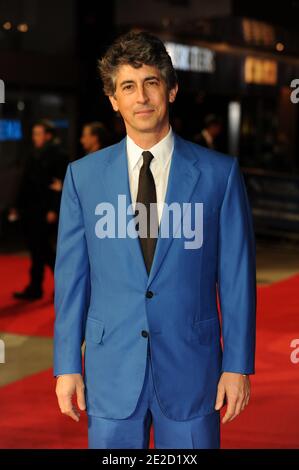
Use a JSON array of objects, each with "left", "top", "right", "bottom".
[{"left": 53, "top": 133, "right": 256, "bottom": 421}]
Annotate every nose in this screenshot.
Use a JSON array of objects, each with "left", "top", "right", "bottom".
[{"left": 136, "top": 84, "right": 149, "bottom": 104}]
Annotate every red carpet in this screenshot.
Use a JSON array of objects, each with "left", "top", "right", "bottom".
[
  {"left": 0, "top": 255, "right": 298, "bottom": 448},
  {"left": 0, "top": 255, "right": 54, "bottom": 337}
]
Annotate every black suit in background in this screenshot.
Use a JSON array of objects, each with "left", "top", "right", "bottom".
[{"left": 16, "top": 141, "right": 68, "bottom": 296}]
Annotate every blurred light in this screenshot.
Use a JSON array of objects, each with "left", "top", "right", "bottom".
[
  {"left": 2, "top": 21, "right": 12, "bottom": 30},
  {"left": 244, "top": 57, "right": 277, "bottom": 85},
  {"left": 276, "top": 42, "right": 285, "bottom": 52},
  {"left": 165, "top": 41, "right": 215, "bottom": 73},
  {"left": 17, "top": 101, "right": 25, "bottom": 111},
  {"left": 17, "top": 23, "right": 29, "bottom": 33},
  {"left": 242, "top": 19, "right": 275, "bottom": 46},
  {"left": 228, "top": 102, "right": 241, "bottom": 157},
  {"left": 40, "top": 94, "right": 63, "bottom": 106},
  {"left": 0, "top": 120, "right": 23, "bottom": 141}
]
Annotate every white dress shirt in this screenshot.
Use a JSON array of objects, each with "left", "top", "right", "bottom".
[{"left": 126, "top": 126, "right": 174, "bottom": 224}]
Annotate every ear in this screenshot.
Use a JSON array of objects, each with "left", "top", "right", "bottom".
[
  {"left": 109, "top": 94, "right": 119, "bottom": 112},
  {"left": 168, "top": 83, "right": 178, "bottom": 104}
]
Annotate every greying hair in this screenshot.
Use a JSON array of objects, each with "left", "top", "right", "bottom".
[{"left": 98, "top": 31, "right": 178, "bottom": 96}]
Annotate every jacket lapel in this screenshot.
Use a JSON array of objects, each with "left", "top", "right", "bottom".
[
  {"left": 101, "top": 137, "right": 149, "bottom": 282},
  {"left": 147, "top": 133, "right": 202, "bottom": 286}
]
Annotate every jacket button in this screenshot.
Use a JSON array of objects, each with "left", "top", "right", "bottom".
[
  {"left": 141, "top": 330, "right": 149, "bottom": 338},
  {"left": 146, "top": 290, "right": 154, "bottom": 298}
]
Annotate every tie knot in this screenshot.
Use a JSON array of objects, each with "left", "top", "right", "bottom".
[{"left": 141, "top": 151, "right": 154, "bottom": 169}]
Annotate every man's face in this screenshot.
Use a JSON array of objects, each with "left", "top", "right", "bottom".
[
  {"left": 80, "top": 126, "right": 100, "bottom": 153},
  {"left": 32, "top": 125, "right": 51, "bottom": 148},
  {"left": 109, "top": 64, "right": 177, "bottom": 136}
]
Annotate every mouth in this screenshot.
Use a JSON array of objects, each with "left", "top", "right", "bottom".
[{"left": 134, "top": 109, "right": 155, "bottom": 116}]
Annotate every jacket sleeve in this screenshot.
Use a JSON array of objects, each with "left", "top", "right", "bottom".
[
  {"left": 217, "top": 157, "right": 257, "bottom": 375},
  {"left": 53, "top": 163, "right": 90, "bottom": 377}
]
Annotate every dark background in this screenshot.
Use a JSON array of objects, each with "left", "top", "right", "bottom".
[{"left": 1, "top": 0, "right": 299, "bottom": 244}]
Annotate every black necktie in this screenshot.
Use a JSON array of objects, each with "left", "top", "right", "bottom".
[{"left": 135, "top": 151, "right": 159, "bottom": 274}]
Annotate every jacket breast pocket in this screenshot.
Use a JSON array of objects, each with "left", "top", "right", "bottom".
[
  {"left": 85, "top": 316, "right": 104, "bottom": 344},
  {"left": 192, "top": 316, "right": 220, "bottom": 345}
]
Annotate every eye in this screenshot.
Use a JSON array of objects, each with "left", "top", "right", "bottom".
[
  {"left": 123, "top": 84, "right": 133, "bottom": 90},
  {"left": 147, "top": 80, "right": 158, "bottom": 86}
]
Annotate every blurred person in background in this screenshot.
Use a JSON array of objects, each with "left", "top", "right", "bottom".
[
  {"left": 9, "top": 119, "right": 68, "bottom": 300},
  {"left": 80, "top": 121, "right": 110, "bottom": 154},
  {"left": 48, "top": 121, "right": 110, "bottom": 197},
  {"left": 194, "top": 114, "right": 222, "bottom": 150}
]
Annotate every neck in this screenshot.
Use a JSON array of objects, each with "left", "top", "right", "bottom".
[{"left": 127, "top": 122, "right": 170, "bottom": 149}]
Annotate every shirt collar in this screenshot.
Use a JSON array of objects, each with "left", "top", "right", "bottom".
[{"left": 126, "top": 125, "right": 174, "bottom": 173}]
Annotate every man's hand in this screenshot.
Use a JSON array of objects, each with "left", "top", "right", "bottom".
[
  {"left": 215, "top": 372, "right": 250, "bottom": 423},
  {"left": 46, "top": 210, "right": 58, "bottom": 224},
  {"left": 55, "top": 373, "right": 86, "bottom": 422}
]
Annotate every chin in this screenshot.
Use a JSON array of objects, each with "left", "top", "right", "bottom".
[{"left": 134, "top": 119, "right": 159, "bottom": 131}]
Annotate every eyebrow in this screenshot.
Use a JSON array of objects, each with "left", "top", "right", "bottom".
[{"left": 119, "top": 76, "right": 160, "bottom": 87}]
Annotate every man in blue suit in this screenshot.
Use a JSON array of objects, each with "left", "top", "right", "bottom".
[{"left": 54, "top": 31, "right": 256, "bottom": 449}]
